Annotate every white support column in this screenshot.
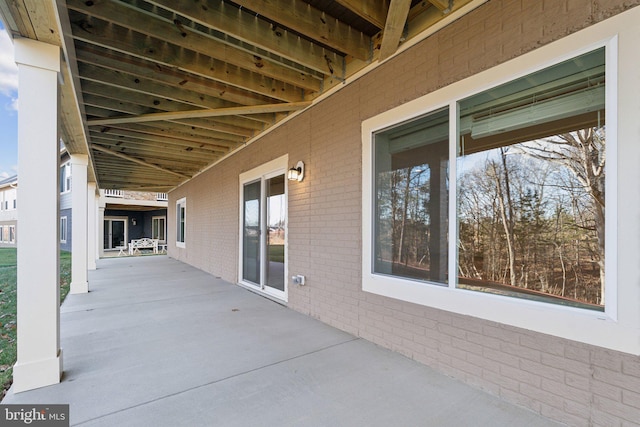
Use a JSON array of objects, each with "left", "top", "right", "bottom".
[
  {"left": 70, "top": 155, "right": 89, "bottom": 294},
  {"left": 98, "top": 205, "right": 105, "bottom": 258},
  {"left": 13, "top": 39, "right": 63, "bottom": 393},
  {"left": 87, "top": 182, "right": 97, "bottom": 270}
]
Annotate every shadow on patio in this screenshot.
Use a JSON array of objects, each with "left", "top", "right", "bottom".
[{"left": 3, "top": 256, "right": 559, "bottom": 426}]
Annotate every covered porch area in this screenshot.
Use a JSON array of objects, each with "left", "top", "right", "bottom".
[{"left": 3, "top": 256, "right": 556, "bottom": 426}]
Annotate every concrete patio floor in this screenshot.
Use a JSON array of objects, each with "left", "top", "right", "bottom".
[{"left": 3, "top": 256, "right": 561, "bottom": 426}]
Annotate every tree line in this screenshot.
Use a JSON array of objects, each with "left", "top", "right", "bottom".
[{"left": 377, "top": 126, "right": 605, "bottom": 307}]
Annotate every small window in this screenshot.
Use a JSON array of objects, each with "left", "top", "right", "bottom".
[
  {"left": 176, "top": 198, "right": 186, "bottom": 247},
  {"left": 60, "top": 163, "right": 71, "bottom": 193},
  {"left": 0, "top": 226, "right": 4, "bottom": 242},
  {"left": 9, "top": 226, "right": 15, "bottom": 244},
  {"left": 60, "top": 217, "right": 68, "bottom": 243}
]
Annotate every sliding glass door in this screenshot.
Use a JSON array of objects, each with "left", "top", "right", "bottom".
[
  {"left": 240, "top": 157, "right": 288, "bottom": 300},
  {"left": 104, "top": 217, "right": 127, "bottom": 250},
  {"left": 242, "top": 181, "right": 261, "bottom": 285}
]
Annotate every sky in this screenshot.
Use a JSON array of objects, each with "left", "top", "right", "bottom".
[{"left": 0, "top": 21, "right": 18, "bottom": 180}]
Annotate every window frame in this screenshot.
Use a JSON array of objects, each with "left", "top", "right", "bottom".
[
  {"left": 237, "top": 155, "right": 289, "bottom": 302},
  {"left": 60, "top": 162, "right": 71, "bottom": 194},
  {"left": 361, "top": 20, "right": 635, "bottom": 353},
  {"left": 152, "top": 216, "right": 166, "bottom": 242},
  {"left": 176, "top": 198, "right": 186, "bottom": 248},
  {"left": 60, "top": 216, "right": 67, "bottom": 244}
]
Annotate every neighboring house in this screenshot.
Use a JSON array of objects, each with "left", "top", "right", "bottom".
[
  {"left": 13, "top": 149, "right": 168, "bottom": 254},
  {"left": 59, "top": 151, "right": 72, "bottom": 251},
  {"left": 99, "top": 189, "right": 168, "bottom": 255},
  {"left": 61, "top": 146, "right": 168, "bottom": 254},
  {"left": 0, "top": 175, "right": 17, "bottom": 248}
]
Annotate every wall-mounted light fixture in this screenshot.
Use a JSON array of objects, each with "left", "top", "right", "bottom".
[
  {"left": 287, "top": 161, "right": 305, "bottom": 182},
  {"left": 131, "top": 218, "right": 137, "bottom": 226}
]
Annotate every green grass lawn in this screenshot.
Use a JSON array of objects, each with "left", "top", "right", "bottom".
[{"left": 0, "top": 248, "right": 71, "bottom": 398}]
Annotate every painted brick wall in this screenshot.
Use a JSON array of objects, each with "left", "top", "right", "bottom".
[{"left": 169, "top": 2, "right": 640, "bottom": 425}]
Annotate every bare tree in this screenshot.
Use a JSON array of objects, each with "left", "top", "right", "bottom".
[
  {"left": 520, "top": 127, "right": 605, "bottom": 303},
  {"left": 489, "top": 148, "right": 518, "bottom": 288}
]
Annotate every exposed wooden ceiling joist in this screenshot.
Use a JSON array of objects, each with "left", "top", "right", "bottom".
[
  {"left": 87, "top": 102, "right": 312, "bottom": 126},
  {"left": 74, "top": 42, "right": 278, "bottom": 107},
  {"left": 379, "top": 0, "right": 413, "bottom": 61},
  {"left": 91, "top": 144, "right": 190, "bottom": 179},
  {"left": 334, "top": 0, "right": 390, "bottom": 29},
  {"left": 67, "top": 0, "right": 320, "bottom": 92},
  {"left": 232, "top": 0, "right": 371, "bottom": 61},
  {"left": 68, "top": 14, "right": 304, "bottom": 102},
  {"left": 427, "top": 0, "right": 452, "bottom": 12},
  {"left": 145, "top": 0, "right": 341, "bottom": 76}
]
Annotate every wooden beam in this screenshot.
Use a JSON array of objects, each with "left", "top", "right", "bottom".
[
  {"left": 75, "top": 43, "right": 274, "bottom": 107},
  {"left": 408, "top": 0, "right": 475, "bottom": 40},
  {"left": 82, "top": 94, "right": 246, "bottom": 143},
  {"left": 334, "top": 0, "right": 389, "bottom": 29},
  {"left": 80, "top": 83, "right": 267, "bottom": 131},
  {"left": 88, "top": 139, "right": 216, "bottom": 167},
  {"left": 100, "top": 123, "right": 242, "bottom": 147},
  {"left": 78, "top": 62, "right": 236, "bottom": 111},
  {"left": 91, "top": 144, "right": 190, "bottom": 179},
  {"left": 427, "top": 0, "right": 452, "bottom": 12},
  {"left": 379, "top": 0, "right": 412, "bottom": 61},
  {"left": 130, "top": 121, "right": 247, "bottom": 143},
  {"left": 92, "top": 127, "right": 230, "bottom": 153},
  {"left": 87, "top": 102, "right": 311, "bottom": 126},
  {"left": 68, "top": 16, "right": 302, "bottom": 102},
  {"left": 146, "top": 0, "right": 340, "bottom": 76},
  {"left": 170, "top": 119, "right": 255, "bottom": 139},
  {"left": 233, "top": 0, "right": 370, "bottom": 60},
  {"left": 89, "top": 134, "right": 221, "bottom": 159},
  {"left": 66, "top": 0, "right": 321, "bottom": 92}
]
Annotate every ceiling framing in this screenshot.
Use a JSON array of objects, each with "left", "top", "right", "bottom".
[{"left": 1, "top": 0, "right": 476, "bottom": 191}]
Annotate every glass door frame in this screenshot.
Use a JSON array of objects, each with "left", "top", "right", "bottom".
[
  {"left": 238, "top": 155, "right": 289, "bottom": 302},
  {"left": 152, "top": 215, "right": 166, "bottom": 243},
  {"left": 104, "top": 216, "right": 128, "bottom": 250}
]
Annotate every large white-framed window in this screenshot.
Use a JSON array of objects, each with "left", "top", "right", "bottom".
[
  {"left": 60, "top": 216, "right": 68, "bottom": 244},
  {"left": 363, "top": 11, "right": 640, "bottom": 354},
  {"left": 176, "top": 198, "right": 186, "bottom": 248}
]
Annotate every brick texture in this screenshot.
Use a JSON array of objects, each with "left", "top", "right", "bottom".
[{"left": 168, "top": 2, "right": 640, "bottom": 425}]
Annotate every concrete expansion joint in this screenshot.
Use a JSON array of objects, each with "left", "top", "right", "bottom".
[{"left": 76, "top": 337, "right": 362, "bottom": 425}]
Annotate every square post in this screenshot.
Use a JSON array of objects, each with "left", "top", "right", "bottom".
[
  {"left": 87, "top": 182, "right": 97, "bottom": 270},
  {"left": 12, "top": 38, "right": 63, "bottom": 393},
  {"left": 70, "top": 154, "right": 88, "bottom": 293},
  {"left": 98, "top": 205, "right": 105, "bottom": 258}
]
